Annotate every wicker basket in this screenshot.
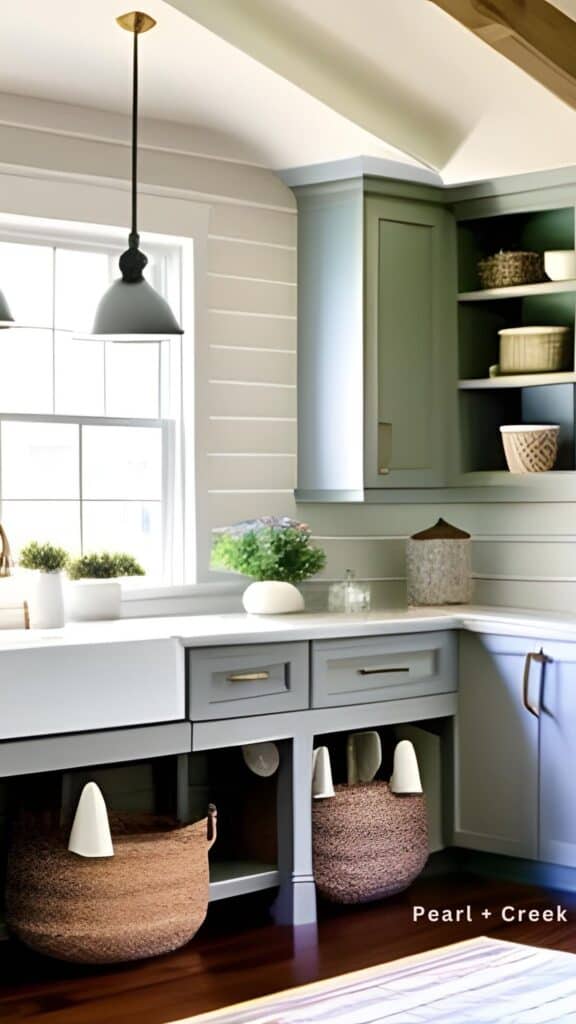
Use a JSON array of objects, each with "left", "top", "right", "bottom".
[
  {"left": 500, "top": 424, "right": 559, "bottom": 473},
  {"left": 312, "top": 782, "right": 428, "bottom": 904},
  {"left": 478, "top": 251, "right": 544, "bottom": 289},
  {"left": 5, "top": 807, "right": 217, "bottom": 964}
]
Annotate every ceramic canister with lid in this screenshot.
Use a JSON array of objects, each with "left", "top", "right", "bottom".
[{"left": 406, "top": 518, "right": 472, "bottom": 606}]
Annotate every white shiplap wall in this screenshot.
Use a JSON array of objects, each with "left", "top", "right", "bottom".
[{"left": 0, "top": 95, "right": 572, "bottom": 612}]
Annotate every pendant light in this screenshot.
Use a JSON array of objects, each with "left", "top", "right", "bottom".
[
  {"left": 89, "top": 11, "right": 183, "bottom": 340},
  {"left": 0, "top": 288, "right": 14, "bottom": 328}
]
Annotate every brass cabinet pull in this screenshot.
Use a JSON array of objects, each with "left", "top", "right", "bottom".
[
  {"left": 523, "top": 648, "right": 551, "bottom": 718},
  {"left": 357, "top": 666, "right": 410, "bottom": 676},
  {"left": 226, "top": 671, "right": 270, "bottom": 682}
]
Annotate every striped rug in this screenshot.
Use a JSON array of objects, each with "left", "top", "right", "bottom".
[{"left": 173, "top": 936, "right": 576, "bottom": 1023}]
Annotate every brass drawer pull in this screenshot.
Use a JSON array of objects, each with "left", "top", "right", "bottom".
[
  {"left": 357, "top": 666, "right": 410, "bottom": 676},
  {"left": 226, "top": 671, "right": 270, "bottom": 683}
]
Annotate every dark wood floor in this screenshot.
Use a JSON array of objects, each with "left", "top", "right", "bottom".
[{"left": 1, "top": 871, "right": 576, "bottom": 1023}]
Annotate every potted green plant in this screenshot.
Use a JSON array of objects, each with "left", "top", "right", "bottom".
[
  {"left": 211, "top": 516, "right": 326, "bottom": 614},
  {"left": 67, "top": 552, "right": 145, "bottom": 621},
  {"left": 19, "top": 541, "right": 69, "bottom": 628}
]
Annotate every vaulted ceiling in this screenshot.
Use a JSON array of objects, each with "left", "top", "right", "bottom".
[{"left": 2, "top": 0, "right": 576, "bottom": 181}]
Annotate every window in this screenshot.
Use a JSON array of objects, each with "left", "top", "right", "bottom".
[{"left": 0, "top": 229, "right": 186, "bottom": 582}]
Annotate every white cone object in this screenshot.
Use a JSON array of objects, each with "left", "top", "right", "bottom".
[
  {"left": 347, "top": 731, "right": 382, "bottom": 786},
  {"left": 312, "top": 746, "right": 335, "bottom": 799},
  {"left": 68, "top": 782, "right": 114, "bottom": 858},
  {"left": 390, "top": 740, "right": 423, "bottom": 795}
]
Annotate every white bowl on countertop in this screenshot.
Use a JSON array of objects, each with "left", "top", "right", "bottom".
[{"left": 544, "top": 250, "right": 576, "bottom": 281}]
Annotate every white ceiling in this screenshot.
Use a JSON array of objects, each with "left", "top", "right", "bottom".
[
  {"left": 2, "top": 0, "right": 576, "bottom": 181},
  {"left": 0, "top": 0, "right": 413, "bottom": 170}
]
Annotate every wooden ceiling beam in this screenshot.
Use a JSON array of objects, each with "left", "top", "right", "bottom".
[{"left": 429, "top": 0, "right": 576, "bottom": 109}]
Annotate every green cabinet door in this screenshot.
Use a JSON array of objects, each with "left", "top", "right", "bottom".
[{"left": 364, "top": 195, "right": 457, "bottom": 488}]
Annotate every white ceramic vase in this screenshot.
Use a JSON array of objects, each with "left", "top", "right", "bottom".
[
  {"left": 67, "top": 579, "right": 122, "bottom": 621},
  {"left": 29, "top": 570, "right": 65, "bottom": 629},
  {"left": 242, "top": 580, "right": 304, "bottom": 615}
]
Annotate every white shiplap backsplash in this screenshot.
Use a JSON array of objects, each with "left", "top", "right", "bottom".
[{"left": 0, "top": 94, "right": 572, "bottom": 613}]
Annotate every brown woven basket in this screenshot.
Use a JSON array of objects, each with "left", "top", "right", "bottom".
[
  {"left": 478, "top": 251, "right": 544, "bottom": 289},
  {"left": 312, "top": 783, "right": 428, "bottom": 904},
  {"left": 5, "top": 807, "right": 217, "bottom": 964}
]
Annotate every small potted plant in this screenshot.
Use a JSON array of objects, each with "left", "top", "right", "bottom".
[
  {"left": 211, "top": 516, "right": 326, "bottom": 614},
  {"left": 67, "top": 552, "right": 145, "bottom": 621},
  {"left": 19, "top": 541, "right": 69, "bottom": 629}
]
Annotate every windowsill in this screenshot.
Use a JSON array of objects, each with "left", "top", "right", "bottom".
[
  {"left": 119, "top": 578, "right": 245, "bottom": 617},
  {"left": 120, "top": 580, "right": 244, "bottom": 602}
]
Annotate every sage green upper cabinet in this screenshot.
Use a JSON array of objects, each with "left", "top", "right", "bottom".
[
  {"left": 364, "top": 196, "right": 457, "bottom": 489},
  {"left": 293, "top": 176, "right": 457, "bottom": 502}
]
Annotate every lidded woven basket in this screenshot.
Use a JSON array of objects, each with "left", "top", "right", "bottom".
[
  {"left": 312, "top": 782, "right": 428, "bottom": 904},
  {"left": 6, "top": 808, "right": 217, "bottom": 963},
  {"left": 477, "top": 250, "right": 544, "bottom": 289},
  {"left": 406, "top": 517, "right": 471, "bottom": 606}
]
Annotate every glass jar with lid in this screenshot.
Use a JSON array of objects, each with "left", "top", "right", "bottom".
[{"left": 328, "top": 569, "right": 371, "bottom": 613}]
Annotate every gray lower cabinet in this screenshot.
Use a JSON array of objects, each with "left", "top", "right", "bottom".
[
  {"left": 455, "top": 632, "right": 540, "bottom": 859},
  {"left": 188, "top": 642, "right": 309, "bottom": 720},
  {"left": 539, "top": 639, "right": 576, "bottom": 868},
  {"left": 311, "top": 631, "right": 456, "bottom": 708}
]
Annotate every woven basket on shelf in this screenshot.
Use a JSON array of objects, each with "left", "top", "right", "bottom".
[
  {"left": 312, "top": 782, "right": 428, "bottom": 904},
  {"left": 500, "top": 425, "right": 559, "bottom": 474},
  {"left": 5, "top": 807, "right": 217, "bottom": 964},
  {"left": 478, "top": 251, "right": 544, "bottom": 289}
]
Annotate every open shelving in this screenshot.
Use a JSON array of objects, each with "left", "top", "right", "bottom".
[
  {"left": 456, "top": 205, "right": 576, "bottom": 475},
  {"left": 190, "top": 746, "right": 280, "bottom": 903},
  {"left": 459, "top": 372, "right": 576, "bottom": 390},
  {"left": 209, "top": 861, "right": 279, "bottom": 901},
  {"left": 459, "top": 280, "right": 576, "bottom": 302}
]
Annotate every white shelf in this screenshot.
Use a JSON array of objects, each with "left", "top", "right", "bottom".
[
  {"left": 209, "top": 860, "right": 279, "bottom": 901},
  {"left": 459, "top": 372, "right": 576, "bottom": 390},
  {"left": 458, "top": 280, "right": 576, "bottom": 302}
]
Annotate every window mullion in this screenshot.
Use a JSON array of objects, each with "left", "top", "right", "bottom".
[
  {"left": 51, "top": 246, "right": 56, "bottom": 416},
  {"left": 78, "top": 424, "right": 84, "bottom": 554}
]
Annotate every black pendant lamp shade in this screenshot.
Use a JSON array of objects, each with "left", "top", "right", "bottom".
[
  {"left": 90, "top": 11, "right": 183, "bottom": 340},
  {"left": 0, "top": 288, "right": 14, "bottom": 328}
]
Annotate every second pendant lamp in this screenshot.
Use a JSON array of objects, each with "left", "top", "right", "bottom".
[
  {"left": 0, "top": 288, "right": 14, "bottom": 328},
  {"left": 88, "top": 11, "right": 183, "bottom": 340}
]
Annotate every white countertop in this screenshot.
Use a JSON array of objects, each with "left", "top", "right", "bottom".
[{"left": 1, "top": 604, "right": 576, "bottom": 652}]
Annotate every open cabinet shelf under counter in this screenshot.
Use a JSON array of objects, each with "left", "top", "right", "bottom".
[{"left": 209, "top": 861, "right": 279, "bottom": 901}]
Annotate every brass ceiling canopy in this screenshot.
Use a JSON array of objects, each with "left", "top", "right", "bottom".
[{"left": 116, "top": 11, "right": 157, "bottom": 34}]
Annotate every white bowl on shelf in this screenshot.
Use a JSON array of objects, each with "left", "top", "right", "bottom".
[
  {"left": 544, "top": 250, "right": 576, "bottom": 281},
  {"left": 500, "top": 424, "right": 559, "bottom": 474}
]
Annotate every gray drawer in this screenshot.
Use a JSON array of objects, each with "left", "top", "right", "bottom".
[
  {"left": 188, "top": 642, "right": 309, "bottom": 720},
  {"left": 311, "top": 631, "right": 456, "bottom": 708}
]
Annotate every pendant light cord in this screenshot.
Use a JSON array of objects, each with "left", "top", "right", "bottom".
[
  {"left": 130, "top": 25, "right": 139, "bottom": 247},
  {"left": 119, "top": 15, "right": 147, "bottom": 281}
]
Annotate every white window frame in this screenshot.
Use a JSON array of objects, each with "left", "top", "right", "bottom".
[{"left": 0, "top": 167, "right": 211, "bottom": 596}]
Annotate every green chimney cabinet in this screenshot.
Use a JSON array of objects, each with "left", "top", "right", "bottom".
[{"left": 293, "top": 175, "right": 457, "bottom": 501}]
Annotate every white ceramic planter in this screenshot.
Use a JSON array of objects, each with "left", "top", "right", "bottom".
[
  {"left": 29, "top": 570, "right": 65, "bottom": 629},
  {"left": 544, "top": 249, "right": 576, "bottom": 281},
  {"left": 67, "top": 579, "right": 122, "bottom": 621},
  {"left": 242, "top": 580, "right": 304, "bottom": 615}
]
